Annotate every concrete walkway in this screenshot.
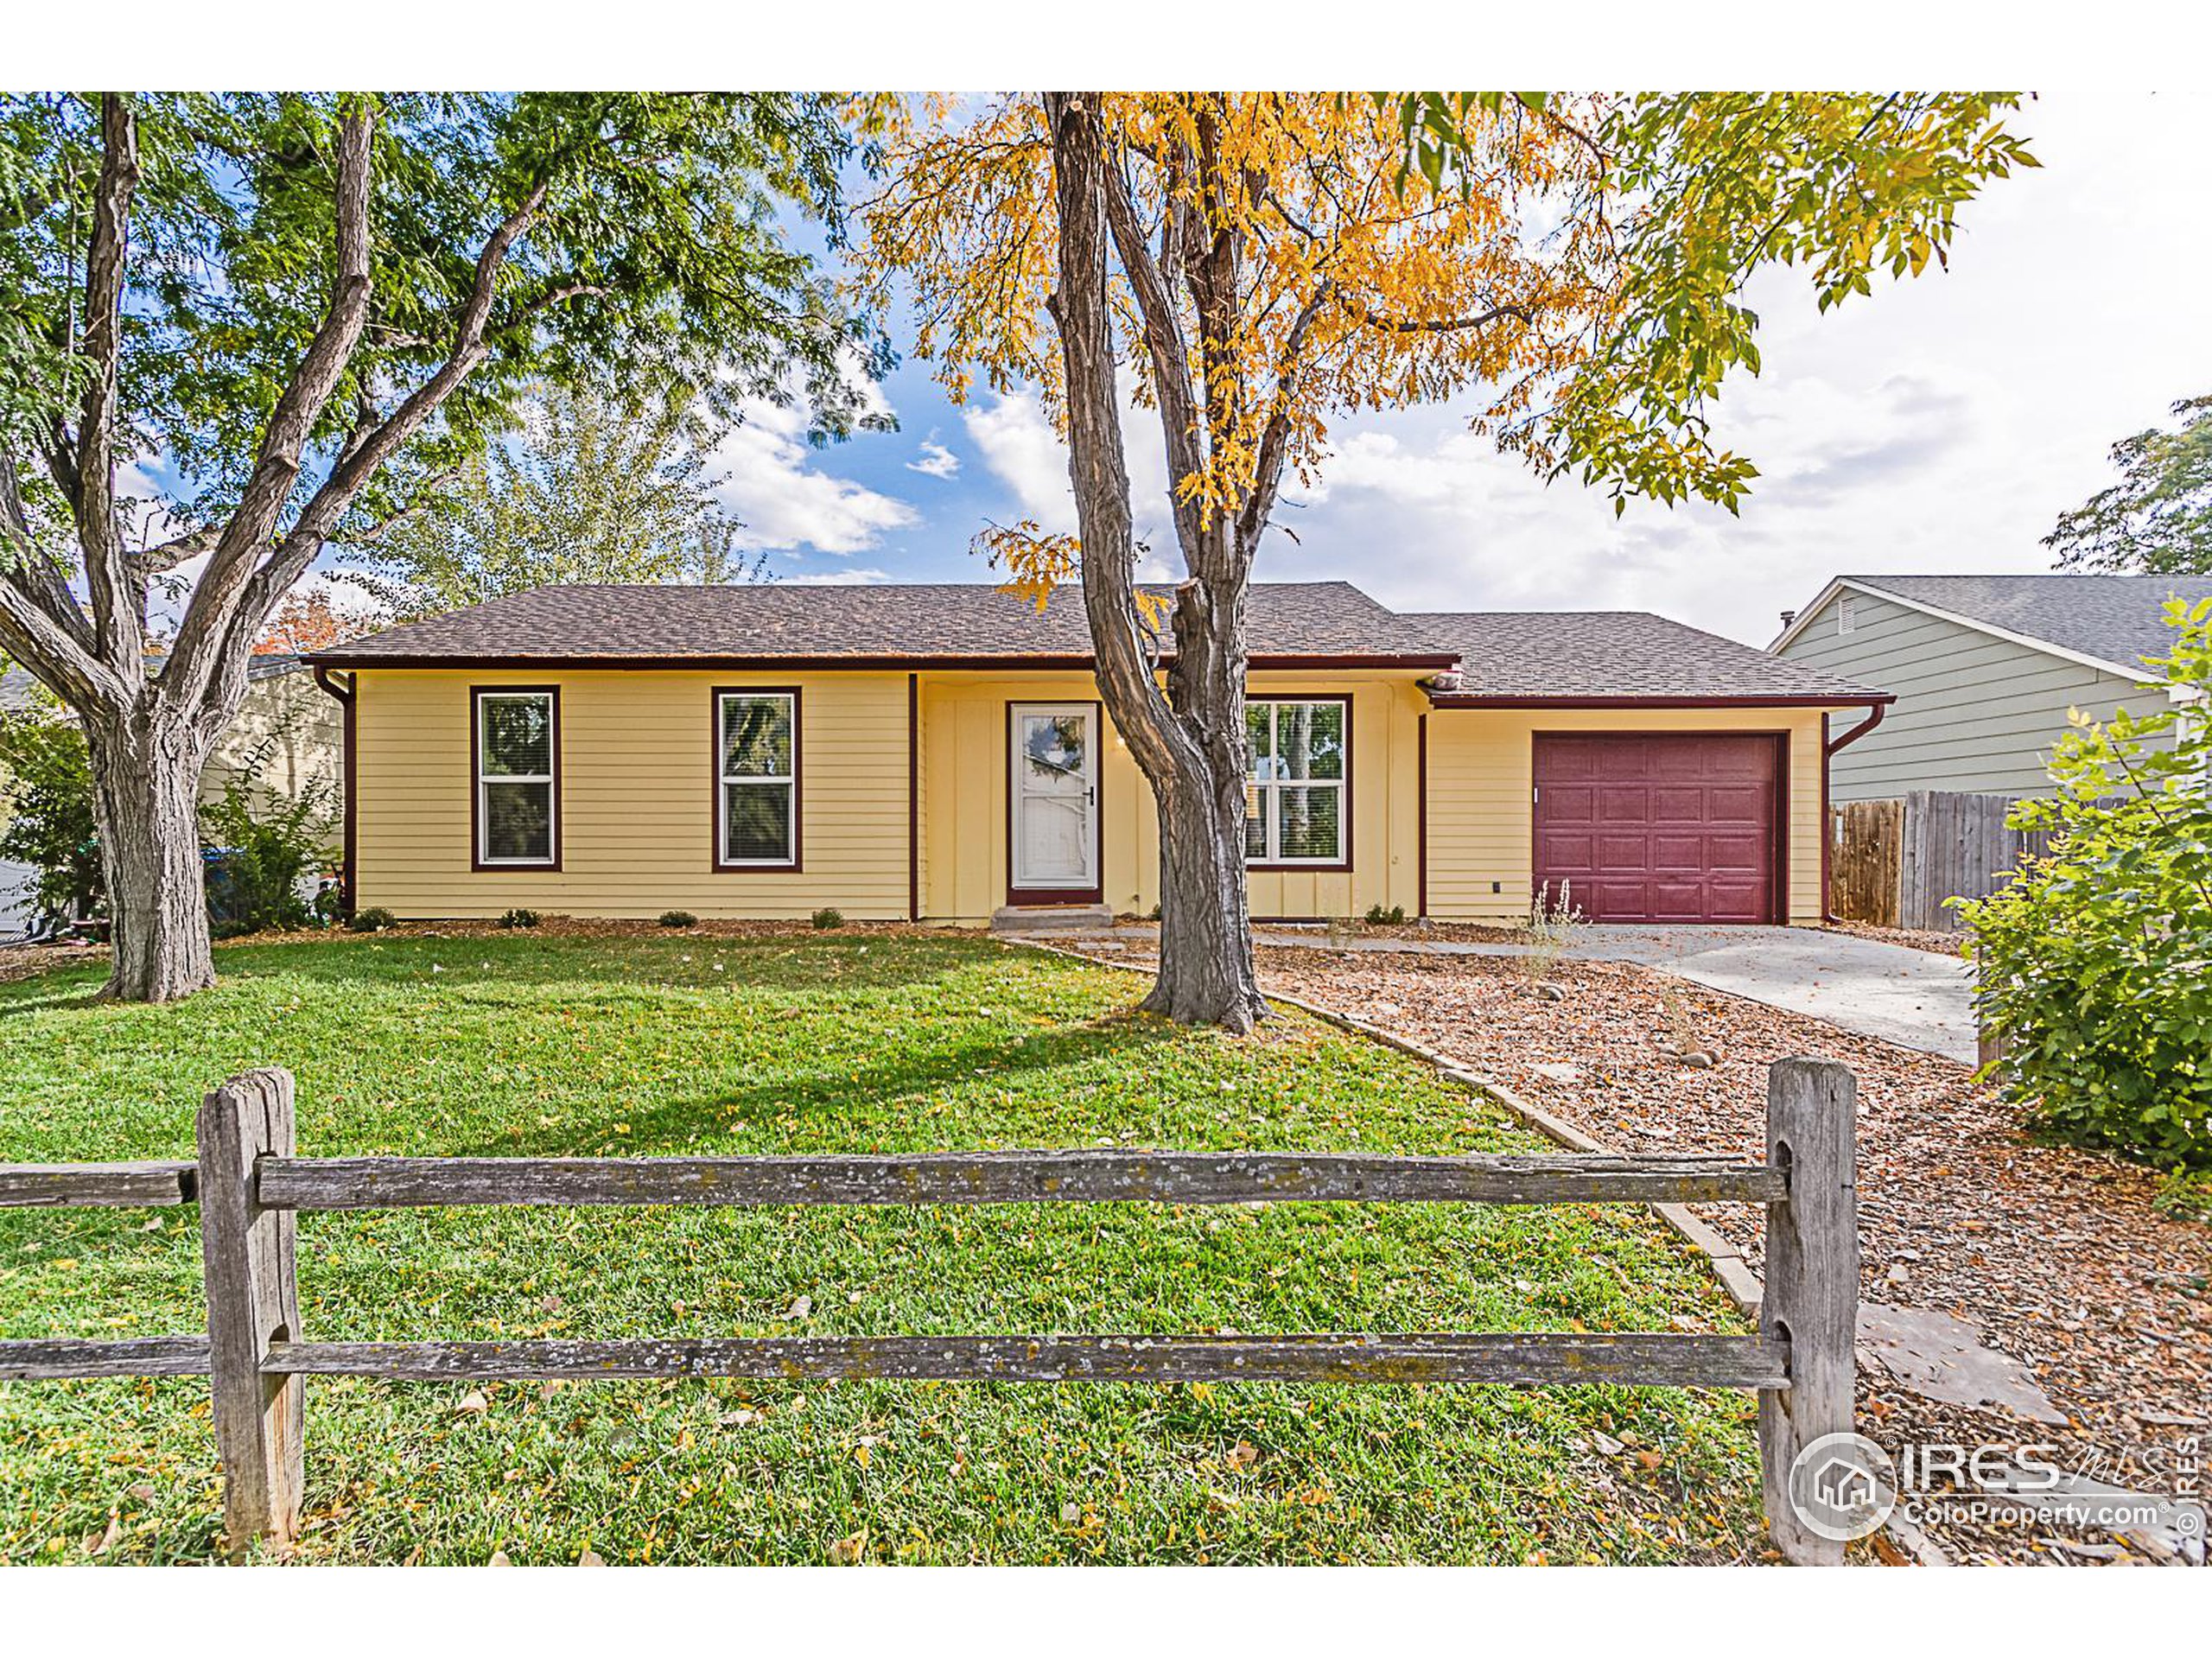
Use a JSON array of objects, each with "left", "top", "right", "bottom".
[{"left": 1227, "top": 923, "right": 1978, "bottom": 1064}]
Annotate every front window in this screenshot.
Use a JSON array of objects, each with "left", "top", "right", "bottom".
[
  {"left": 475, "top": 690, "right": 556, "bottom": 866},
  {"left": 717, "top": 690, "right": 798, "bottom": 868},
  {"left": 1245, "top": 699, "right": 1347, "bottom": 865}
]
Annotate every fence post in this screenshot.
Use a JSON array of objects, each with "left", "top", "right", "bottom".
[
  {"left": 198, "top": 1068, "right": 303, "bottom": 1556},
  {"left": 1758, "top": 1057, "right": 1859, "bottom": 1566}
]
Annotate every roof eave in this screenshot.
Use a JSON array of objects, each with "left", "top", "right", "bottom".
[
  {"left": 1424, "top": 692, "right": 1896, "bottom": 709},
  {"left": 300, "top": 650, "right": 1462, "bottom": 672}
]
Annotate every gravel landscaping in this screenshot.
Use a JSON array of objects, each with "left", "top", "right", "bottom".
[{"left": 1058, "top": 935, "right": 2212, "bottom": 1567}]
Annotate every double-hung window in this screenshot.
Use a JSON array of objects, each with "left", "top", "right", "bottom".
[
  {"left": 1245, "top": 698, "right": 1348, "bottom": 866},
  {"left": 474, "top": 689, "right": 557, "bottom": 867},
  {"left": 716, "top": 690, "right": 799, "bottom": 868}
]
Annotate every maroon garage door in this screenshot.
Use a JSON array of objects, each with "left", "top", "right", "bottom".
[{"left": 1533, "top": 734, "right": 1782, "bottom": 924}]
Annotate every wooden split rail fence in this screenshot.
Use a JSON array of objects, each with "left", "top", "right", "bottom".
[{"left": 0, "top": 1058, "right": 1861, "bottom": 1564}]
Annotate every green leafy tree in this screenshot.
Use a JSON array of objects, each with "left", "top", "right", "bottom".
[
  {"left": 346, "top": 378, "right": 768, "bottom": 619},
  {"left": 1959, "top": 598, "right": 2212, "bottom": 1169},
  {"left": 0, "top": 708, "right": 102, "bottom": 924},
  {"left": 0, "top": 92, "right": 884, "bottom": 1000},
  {"left": 2044, "top": 394, "right": 2212, "bottom": 575},
  {"left": 863, "top": 91, "right": 2031, "bottom": 1028}
]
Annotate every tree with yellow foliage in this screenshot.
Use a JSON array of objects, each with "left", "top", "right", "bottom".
[{"left": 860, "top": 92, "right": 2031, "bottom": 1030}]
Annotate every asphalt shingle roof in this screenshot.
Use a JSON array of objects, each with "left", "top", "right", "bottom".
[
  {"left": 1414, "top": 611, "right": 1889, "bottom": 702},
  {"left": 1842, "top": 574, "right": 2212, "bottom": 675},
  {"left": 308, "top": 582, "right": 1455, "bottom": 667}
]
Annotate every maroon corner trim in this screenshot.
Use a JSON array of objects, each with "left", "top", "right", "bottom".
[
  {"left": 1416, "top": 711, "right": 1428, "bottom": 920},
  {"left": 709, "top": 686, "right": 804, "bottom": 874},
  {"left": 311, "top": 666, "right": 358, "bottom": 912},
  {"left": 469, "top": 684, "right": 562, "bottom": 874},
  {"left": 1820, "top": 702, "right": 1888, "bottom": 920},
  {"left": 907, "top": 673, "right": 920, "bottom": 922},
  {"left": 1003, "top": 698, "right": 1105, "bottom": 908},
  {"left": 1244, "top": 692, "right": 1355, "bottom": 875}
]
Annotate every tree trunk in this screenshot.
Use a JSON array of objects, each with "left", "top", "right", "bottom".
[
  {"left": 1145, "top": 749, "right": 1266, "bottom": 1032},
  {"left": 86, "top": 709, "right": 215, "bottom": 1002}
]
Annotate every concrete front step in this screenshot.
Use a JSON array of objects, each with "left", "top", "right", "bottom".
[{"left": 990, "top": 905, "right": 1116, "bottom": 934}]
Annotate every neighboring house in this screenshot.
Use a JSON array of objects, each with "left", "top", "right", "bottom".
[
  {"left": 1770, "top": 574, "right": 2212, "bottom": 802},
  {"left": 303, "top": 582, "right": 1888, "bottom": 928},
  {"left": 0, "top": 657, "right": 344, "bottom": 938}
]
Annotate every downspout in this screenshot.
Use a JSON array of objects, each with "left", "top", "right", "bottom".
[
  {"left": 1821, "top": 702, "right": 1888, "bottom": 924},
  {"left": 310, "top": 666, "right": 356, "bottom": 916}
]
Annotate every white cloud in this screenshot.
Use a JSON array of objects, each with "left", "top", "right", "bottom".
[
  {"left": 906, "top": 440, "right": 961, "bottom": 480},
  {"left": 963, "top": 390, "right": 1180, "bottom": 580},
  {"left": 1258, "top": 91, "right": 2212, "bottom": 645},
  {"left": 783, "top": 568, "right": 892, "bottom": 587},
  {"left": 709, "top": 396, "right": 917, "bottom": 556}
]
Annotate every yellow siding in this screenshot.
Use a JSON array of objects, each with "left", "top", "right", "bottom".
[
  {"left": 916, "top": 671, "right": 1427, "bottom": 925},
  {"left": 354, "top": 669, "right": 910, "bottom": 919},
  {"left": 353, "top": 663, "right": 1837, "bottom": 928},
  {"left": 1424, "top": 707, "right": 1832, "bottom": 925}
]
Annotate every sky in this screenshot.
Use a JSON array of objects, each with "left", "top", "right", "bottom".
[{"left": 716, "top": 90, "right": 2212, "bottom": 648}]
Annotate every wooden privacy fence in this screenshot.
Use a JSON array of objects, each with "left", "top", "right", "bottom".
[
  {"left": 1830, "top": 790, "right": 2063, "bottom": 931},
  {"left": 0, "top": 1059, "right": 1860, "bottom": 1564}
]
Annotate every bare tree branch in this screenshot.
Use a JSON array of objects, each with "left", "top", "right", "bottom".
[
  {"left": 1361, "top": 302, "right": 1533, "bottom": 335},
  {"left": 0, "top": 452, "right": 99, "bottom": 664},
  {"left": 75, "top": 93, "right": 143, "bottom": 677},
  {"left": 1098, "top": 151, "right": 1205, "bottom": 558},
  {"left": 162, "top": 101, "right": 376, "bottom": 709},
  {"left": 1237, "top": 281, "right": 1334, "bottom": 550}
]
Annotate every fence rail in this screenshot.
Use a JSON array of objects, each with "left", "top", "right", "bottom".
[{"left": 0, "top": 1059, "right": 1859, "bottom": 1564}]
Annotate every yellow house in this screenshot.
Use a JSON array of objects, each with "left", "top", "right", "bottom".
[{"left": 304, "top": 582, "right": 1891, "bottom": 929}]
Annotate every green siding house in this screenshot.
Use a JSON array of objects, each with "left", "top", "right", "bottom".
[{"left": 1770, "top": 573, "right": 2211, "bottom": 803}]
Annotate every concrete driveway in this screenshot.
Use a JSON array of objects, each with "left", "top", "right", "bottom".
[{"left": 1246, "top": 923, "right": 1980, "bottom": 1064}]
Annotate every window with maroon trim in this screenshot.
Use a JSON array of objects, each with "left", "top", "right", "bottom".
[
  {"left": 716, "top": 690, "right": 798, "bottom": 868},
  {"left": 474, "top": 689, "right": 557, "bottom": 867},
  {"left": 1245, "top": 698, "right": 1347, "bottom": 866}
]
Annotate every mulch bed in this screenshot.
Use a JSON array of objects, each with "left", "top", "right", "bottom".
[
  {"left": 1062, "top": 936, "right": 2211, "bottom": 1567},
  {"left": 0, "top": 943, "right": 105, "bottom": 988}
]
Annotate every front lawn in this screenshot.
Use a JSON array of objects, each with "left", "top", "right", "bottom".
[{"left": 0, "top": 928, "right": 1761, "bottom": 1563}]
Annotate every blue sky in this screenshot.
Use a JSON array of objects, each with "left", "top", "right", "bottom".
[{"left": 718, "top": 90, "right": 2212, "bottom": 647}]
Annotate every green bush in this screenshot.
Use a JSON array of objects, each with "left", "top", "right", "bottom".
[
  {"left": 658, "top": 910, "right": 698, "bottom": 929},
  {"left": 810, "top": 906, "right": 843, "bottom": 930},
  {"left": 499, "top": 907, "right": 543, "bottom": 930},
  {"left": 199, "top": 775, "right": 334, "bottom": 937},
  {"left": 1364, "top": 903, "right": 1407, "bottom": 925},
  {"left": 348, "top": 906, "right": 397, "bottom": 934},
  {"left": 1957, "top": 597, "right": 2212, "bottom": 1170},
  {"left": 0, "top": 707, "right": 103, "bottom": 924}
]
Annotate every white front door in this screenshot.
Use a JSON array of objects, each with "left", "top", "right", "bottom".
[{"left": 1009, "top": 702, "right": 1099, "bottom": 897}]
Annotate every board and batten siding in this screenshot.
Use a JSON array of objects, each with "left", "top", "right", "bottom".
[
  {"left": 917, "top": 671, "right": 1427, "bottom": 925},
  {"left": 353, "top": 669, "right": 911, "bottom": 919},
  {"left": 1775, "top": 588, "right": 2169, "bottom": 802},
  {"left": 1423, "top": 707, "right": 1829, "bottom": 925}
]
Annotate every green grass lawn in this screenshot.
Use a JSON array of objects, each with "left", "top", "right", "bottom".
[{"left": 0, "top": 928, "right": 1763, "bottom": 1564}]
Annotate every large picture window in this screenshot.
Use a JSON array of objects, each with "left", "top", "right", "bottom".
[
  {"left": 1245, "top": 698, "right": 1348, "bottom": 867},
  {"left": 716, "top": 690, "right": 799, "bottom": 868},
  {"left": 474, "top": 688, "right": 557, "bottom": 868}
]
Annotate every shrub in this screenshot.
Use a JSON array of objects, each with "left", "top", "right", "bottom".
[
  {"left": 1519, "top": 880, "right": 1587, "bottom": 986},
  {"left": 810, "top": 906, "right": 843, "bottom": 930},
  {"left": 499, "top": 907, "right": 543, "bottom": 930},
  {"left": 200, "top": 773, "right": 335, "bottom": 937},
  {"left": 1364, "top": 903, "right": 1407, "bottom": 925},
  {"left": 0, "top": 707, "right": 103, "bottom": 925},
  {"left": 658, "top": 909, "right": 698, "bottom": 929},
  {"left": 1957, "top": 597, "right": 2212, "bottom": 1170},
  {"left": 349, "top": 906, "right": 397, "bottom": 934}
]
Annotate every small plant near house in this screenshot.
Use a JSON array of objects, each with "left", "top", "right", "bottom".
[
  {"left": 348, "top": 906, "right": 397, "bottom": 934},
  {"left": 199, "top": 770, "right": 338, "bottom": 938},
  {"left": 0, "top": 705, "right": 103, "bottom": 928},
  {"left": 1364, "top": 903, "right": 1408, "bottom": 926},
  {"left": 1958, "top": 598, "right": 2212, "bottom": 1172},
  {"left": 1518, "top": 881, "right": 1587, "bottom": 995},
  {"left": 1651, "top": 982, "right": 1718, "bottom": 1069},
  {"left": 499, "top": 908, "right": 543, "bottom": 930},
  {"left": 810, "top": 907, "right": 844, "bottom": 931},
  {"left": 658, "top": 910, "right": 699, "bottom": 929}
]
